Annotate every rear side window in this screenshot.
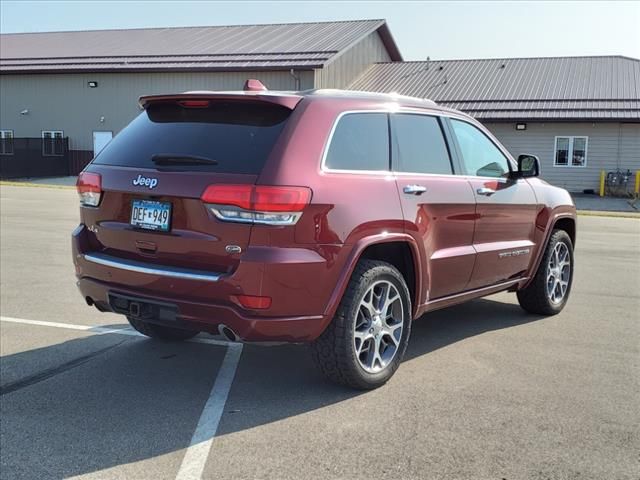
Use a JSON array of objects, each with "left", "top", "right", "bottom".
[
  {"left": 391, "top": 114, "right": 452, "bottom": 175},
  {"left": 92, "top": 101, "right": 291, "bottom": 174},
  {"left": 324, "top": 113, "right": 389, "bottom": 171}
]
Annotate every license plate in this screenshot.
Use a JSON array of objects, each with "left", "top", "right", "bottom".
[{"left": 130, "top": 200, "right": 171, "bottom": 232}]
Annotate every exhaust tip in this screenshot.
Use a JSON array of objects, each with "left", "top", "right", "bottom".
[{"left": 218, "top": 324, "right": 240, "bottom": 342}]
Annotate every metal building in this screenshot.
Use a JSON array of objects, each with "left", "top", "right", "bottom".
[
  {"left": 350, "top": 56, "right": 640, "bottom": 192},
  {"left": 0, "top": 19, "right": 401, "bottom": 176},
  {"left": 1, "top": 19, "right": 638, "bottom": 193}
]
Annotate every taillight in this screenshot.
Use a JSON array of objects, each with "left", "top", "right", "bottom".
[
  {"left": 202, "top": 184, "right": 253, "bottom": 210},
  {"left": 253, "top": 186, "right": 311, "bottom": 212},
  {"left": 201, "top": 184, "right": 311, "bottom": 225},
  {"left": 76, "top": 172, "right": 102, "bottom": 207}
]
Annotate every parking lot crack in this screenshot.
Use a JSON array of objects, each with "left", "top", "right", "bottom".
[{"left": 0, "top": 339, "right": 128, "bottom": 396}]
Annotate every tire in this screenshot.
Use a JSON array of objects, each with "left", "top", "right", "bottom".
[
  {"left": 310, "top": 259, "right": 412, "bottom": 390},
  {"left": 127, "top": 316, "right": 199, "bottom": 341},
  {"left": 517, "top": 229, "right": 574, "bottom": 315}
]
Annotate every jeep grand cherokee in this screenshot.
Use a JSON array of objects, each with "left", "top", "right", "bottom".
[{"left": 72, "top": 81, "right": 576, "bottom": 389}]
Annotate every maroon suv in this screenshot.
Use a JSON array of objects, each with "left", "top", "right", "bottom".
[{"left": 73, "top": 81, "right": 576, "bottom": 389}]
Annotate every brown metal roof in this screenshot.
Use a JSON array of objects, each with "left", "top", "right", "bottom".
[
  {"left": 0, "top": 19, "right": 402, "bottom": 73},
  {"left": 349, "top": 56, "right": 640, "bottom": 120}
]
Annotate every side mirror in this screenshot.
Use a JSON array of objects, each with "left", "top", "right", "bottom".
[{"left": 516, "top": 154, "right": 540, "bottom": 178}]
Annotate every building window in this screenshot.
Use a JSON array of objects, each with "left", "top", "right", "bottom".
[
  {"left": 42, "top": 131, "right": 64, "bottom": 156},
  {"left": 554, "top": 136, "right": 588, "bottom": 167},
  {"left": 0, "top": 130, "right": 14, "bottom": 155}
]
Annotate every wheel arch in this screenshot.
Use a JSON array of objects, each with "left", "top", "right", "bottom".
[
  {"left": 553, "top": 216, "right": 576, "bottom": 246},
  {"left": 323, "top": 234, "right": 423, "bottom": 323},
  {"left": 521, "top": 212, "right": 576, "bottom": 290}
]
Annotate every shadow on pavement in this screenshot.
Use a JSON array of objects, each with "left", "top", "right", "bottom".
[
  {"left": 0, "top": 297, "right": 542, "bottom": 478},
  {"left": 217, "top": 297, "right": 544, "bottom": 435}
]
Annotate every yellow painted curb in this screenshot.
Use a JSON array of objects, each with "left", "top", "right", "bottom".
[{"left": 0, "top": 181, "right": 75, "bottom": 190}]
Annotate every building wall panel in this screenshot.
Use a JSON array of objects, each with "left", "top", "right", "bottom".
[
  {"left": 485, "top": 122, "right": 640, "bottom": 192},
  {"left": 620, "top": 124, "right": 640, "bottom": 174},
  {"left": 0, "top": 70, "right": 314, "bottom": 152},
  {"left": 315, "top": 31, "right": 391, "bottom": 89}
]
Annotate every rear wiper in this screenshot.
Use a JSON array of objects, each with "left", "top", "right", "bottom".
[{"left": 152, "top": 154, "right": 218, "bottom": 166}]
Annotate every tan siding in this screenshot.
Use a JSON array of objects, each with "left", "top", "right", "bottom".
[
  {"left": 484, "top": 122, "right": 640, "bottom": 192},
  {"left": 315, "top": 31, "right": 391, "bottom": 89},
  {"left": 0, "top": 70, "right": 314, "bottom": 151}
]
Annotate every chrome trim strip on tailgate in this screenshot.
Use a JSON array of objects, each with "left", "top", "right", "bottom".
[{"left": 83, "top": 253, "right": 223, "bottom": 282}]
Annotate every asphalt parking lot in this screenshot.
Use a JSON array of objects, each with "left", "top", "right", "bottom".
[{"left": 1, "top": 184, "right": 638, "bottom": 480}]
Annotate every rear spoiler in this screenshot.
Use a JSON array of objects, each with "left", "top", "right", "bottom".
[{"left": 139, "top": 92, "right": 303, "bottom": 110}]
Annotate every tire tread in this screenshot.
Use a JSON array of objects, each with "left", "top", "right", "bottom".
[
  {"left": 310, "top": 259, "right": 411, "bottom": 389},
  {"left": 517, "top": 229, "right": 573, "bottom": 315}
]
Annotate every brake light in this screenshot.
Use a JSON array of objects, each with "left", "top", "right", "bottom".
[
  {"left": 178, "top": 100, "right": 210, "bottom": 108},
  {"left": 76, "top": 172, "right": 102, "bottom": 207},
  {"left": 253, "top": 186, "right": 311, "bottom": 212},
  {"left": 202, "top": 184, "right": 252, "bottom": 210},
  {"left": 201, "top": 184, "right": 311, "bottom": 225}
]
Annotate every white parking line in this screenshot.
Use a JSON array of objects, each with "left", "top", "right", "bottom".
[
  {"left": 0, "top": 315, "right": 244, "bottom": 480},
  {"left": 176, "top": 343, "right": 243, "bottom": 480},
  {"left": 0, "top": 316, "right": 233, "bottom": 347}
]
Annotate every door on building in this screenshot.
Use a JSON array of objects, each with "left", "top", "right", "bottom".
[
  {"left": 93, "top": 131, "right": 113, "bottom": 157},
  {"left": 446, "top": 118, "right": 538, "bottom": 290}
]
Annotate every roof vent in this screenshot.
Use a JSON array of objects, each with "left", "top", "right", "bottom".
[
  {"left": 499, "top": 63, "right": 506, "bottom": 69},
  {"left": 244, "top": 79, "right": 268, "bottom": 92}
]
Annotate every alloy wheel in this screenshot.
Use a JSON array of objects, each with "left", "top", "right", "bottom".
[
  {"left": 353, "top": 280, "right": 404, "bottom": 373},
  {"left": 546, "top": 241, "right": 571, "bottom": 304}
]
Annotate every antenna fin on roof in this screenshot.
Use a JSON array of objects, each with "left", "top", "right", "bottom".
[{"left": 244, "top": 79, "right": 268, "bottom": 92}]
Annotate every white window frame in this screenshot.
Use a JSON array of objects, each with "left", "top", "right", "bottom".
[
  {"left": 42, "top": 130, "right": 65, "bottom": 157},
  {"left": 554, "top": 136, "right": 588, "bottom": 168},
  {"left": 0, "top": 130, "right": 14, "bottom": 155}
]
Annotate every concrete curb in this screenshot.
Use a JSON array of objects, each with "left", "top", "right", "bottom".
[
  {"left": 0, "top": 181, "right": 75, "bottom": 190},
  {"left": 577, "top": 210, "right": 640, "bottom": 219}
]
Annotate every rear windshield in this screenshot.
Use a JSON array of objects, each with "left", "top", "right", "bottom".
[{"left": 92, "top": 101, "right": 291, "bottom": 174}]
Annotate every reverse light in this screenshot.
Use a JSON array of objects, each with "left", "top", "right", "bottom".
[
  {"left": 76, "top": 172, "right": 102, "bottom": 207},
  {"left": 201, "top": 184, "right": 311, "bottom": 225}
]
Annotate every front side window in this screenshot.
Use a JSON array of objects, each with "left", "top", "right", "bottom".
[
  {"left": 42, "top": 131, "right": 64, "bottom": 156},
  {"left": 0, "top": 130, "right": 14, "bottom": 155},
  {"left": 450, "top": 119, "right": 511, "bottom": 178},
  {"left": 555, "top": 136, "right": 588, "bottom": 167},
  {"left": 324, "top": 113, "right": 389, "bottom": 171},
  {"left": 391, "top": 114, "right": 452, "bottom": 175}
]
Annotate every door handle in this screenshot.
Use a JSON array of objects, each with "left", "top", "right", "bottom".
[
  {"left": 476, "top": 187, "right": 496, "bottom": 196},
  {"left": 403, "top": 184, "right": 427, "bottom": 195}
]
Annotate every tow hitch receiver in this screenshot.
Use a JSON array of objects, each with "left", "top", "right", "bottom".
[{"left": 108, "top": 292, "right": 178, "bottom": 322}]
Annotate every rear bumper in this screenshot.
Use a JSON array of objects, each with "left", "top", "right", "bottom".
[
  {"left": 72, "top": 224, "right": 338, "bottom": 342},
  {"left": 77, "top": 277, "right": 325, "bottom": 341}
]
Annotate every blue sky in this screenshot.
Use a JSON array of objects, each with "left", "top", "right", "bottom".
[{"left": 1, "top": 1, "right": 639, "bottom": 60}]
